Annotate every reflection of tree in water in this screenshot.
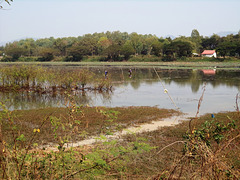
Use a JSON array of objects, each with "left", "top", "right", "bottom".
[
  {"left": 190, "top": 70, "right": 202, "bottom": 93},
  {"left": 47, "top": 67, "right": 240, "bottom": 92},
  {"left": 105, "top": 67, "right": 240, "bottom": 93},
  {"left": 130, "top": 80, "right": 141, "bottom": 90},
  {"left": 142, "top": 69, "right": 240, "bottom": 93},
  {"left": 101, "top": 91, "right": 112, "bottom": 104},
  {"left": 90, "top": 91, "right": 112, "bottom": 105},
  {"left": 71, "top": 91, "right": 93, "bottom": 106},
  {"left": 103, "top": 67, "right": 157, "bottom": 90},
  {"left": 167, "top": 70, "right": 205, "bottom": 93},
  {"left": 0, "top": 92, "right": 58, "bottom": 110},
  {"left": 209, "top": 70, "right": 240, "bottom": 90},
  {"left": 129, "top": 68, "right": 155, "bottom": 89},
  {"left": 1, "top": 67, "right": 240, "bottom": 110},
  {"left": 0, "top": 90, "right": 93, "bottom": 110},
  {"left": 156, "top": 69, "right": 193, "bottom": 87}
]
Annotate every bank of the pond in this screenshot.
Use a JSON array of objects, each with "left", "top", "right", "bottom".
[
  {"left": 1, "top": 61, "right": 240, "bottom": 69},
  {"left": 1, "top": 104, "right": 239, "bottom": 179},
  {"left": 35, "top": 110, "right": 240, "bottom": 179},
  {"left": 2, "top": 106, "right": 180, "bottom": 146},
  {"left": 115, "top": 111, "right": 240, "bottom": 179}
]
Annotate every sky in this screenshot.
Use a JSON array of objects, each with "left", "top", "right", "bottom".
[{"left": 0, "top": 0, "right": 240, "bottom": 44}]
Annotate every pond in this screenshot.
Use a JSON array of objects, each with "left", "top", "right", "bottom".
[{"left": 1, "top": 66, "right": 240, "bottom": 117}]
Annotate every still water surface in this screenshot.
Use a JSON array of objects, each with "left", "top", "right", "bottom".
[{"left": 1, "top": 67, "right": 240, "bottom": 116}]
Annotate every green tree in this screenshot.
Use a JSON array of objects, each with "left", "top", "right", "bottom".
[
  {"left": 173, "top": 40, "right": 194, "bottom": 58},
  {"left": 103, "top": 44, "right": 121, "bottom": 61},
  {"left": 191, "top": 29, "right": 202, "bottom": 53},
  {"left": 106, "top": 31, "right": 129, "bottom": 46},
  {"left": 163, "top": 40, "right": 194, "bottom": 60},
  {"left": 38, "top": 47, "right": 55, "bottom": 61},
  {"left": 4, "top": 42, "right": 27, "bottom": 60},
  {"left": 0, "top": 46, "right": 4, "bottom": 56},
  {"left": 121, "top": 40, "right": 135, "bottom": 60},
  {"left": 217, "top": 41, "right": 237, "bottom": 58},
  {"left": 201, "top": 34, "right": 220, "bottom": 50},
  {"left": 163, "top": 43, "right": 176, "bottom": 61},
  {"left": 54, "top": 38, "right": 69, "bottom": 56},
  {"left": 142, "top": 35, "right": 158, "bottom": 56},
  {"left": 152, "top": 40, "right": 163, "bottom": 57},
  {"left": 66, "top": 43, "right": 89, "bottom": 61},
  {"left": 191, "top": 29, "right": 200, "bottom": 38},
  {"left": 78, "top": 34, "right": 98, "bottom": 56},
  {"left": 235, "top": 42, "right": 240, "bottom": 57},
  {"left": 130, "top": 33, "right": 144, "bottom": 56},
  {"left": 35, "top": 37, "right": 55, "bottom": 48},
  {"left": 18, "top": 38, "right": 36, "bottom": 56}
]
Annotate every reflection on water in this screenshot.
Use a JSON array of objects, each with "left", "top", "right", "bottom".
[{"left": 1, "top": 66, "right": 240, "bottom": 116}]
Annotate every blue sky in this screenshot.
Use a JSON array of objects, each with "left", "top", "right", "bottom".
[{"left": 0, "top": 0, "right": 239, "bottom": 43}]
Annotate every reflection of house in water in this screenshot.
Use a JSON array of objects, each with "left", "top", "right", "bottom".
[
  {"left": 199, "top": 69, "right": 216, "bottom": 82},
  {"left": 201, "top": 69, "right": 216, "bottom": 75}
]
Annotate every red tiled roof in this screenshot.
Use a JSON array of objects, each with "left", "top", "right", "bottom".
[{"left": 201, "top": 50, "right": 216, "bottom": 55}]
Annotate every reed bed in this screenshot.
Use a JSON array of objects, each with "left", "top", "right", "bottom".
[{"left": 0, "top": 65, "right": 112, "bottom": 93}]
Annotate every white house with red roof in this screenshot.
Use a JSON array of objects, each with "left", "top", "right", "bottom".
[{"left": 201, "top": 50, "right": 217, "bottom": 58}]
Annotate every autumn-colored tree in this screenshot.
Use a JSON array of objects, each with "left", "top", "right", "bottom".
[{"left": 97, "top": 37, "right": 112, "bottom": 55}]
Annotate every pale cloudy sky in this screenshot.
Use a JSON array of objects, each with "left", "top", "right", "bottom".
[{"left": 0, "top": 0, "right": 239, "bottom": 43}]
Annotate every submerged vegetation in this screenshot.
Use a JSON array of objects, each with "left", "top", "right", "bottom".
[{"left": 0, "top": 65, "right": 113, "bottom": 93}]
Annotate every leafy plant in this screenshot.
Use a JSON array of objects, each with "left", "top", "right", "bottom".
[{"left": 0, "top": 94, "right": 154, "bottom": 179}]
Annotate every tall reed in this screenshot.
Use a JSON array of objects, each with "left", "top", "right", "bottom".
[{"left": 0, "top": 65, "right": 112, "bottom": 93}]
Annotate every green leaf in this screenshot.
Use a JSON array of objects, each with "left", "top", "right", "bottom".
[{"left": 16, "top": 134, "right": 26, "bottom": 141}]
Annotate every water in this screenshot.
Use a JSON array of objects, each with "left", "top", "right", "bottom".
[{"left": 1, "top": 67, "right": 240, "bottom": 116}]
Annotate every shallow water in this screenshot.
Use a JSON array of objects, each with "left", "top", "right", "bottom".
[{"left": 1, "top": 67, "right": 240, "bottom": 116}]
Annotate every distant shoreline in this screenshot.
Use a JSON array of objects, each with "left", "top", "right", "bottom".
[{"left": 1, "top": 61, "right": 240, "bottom": 70}]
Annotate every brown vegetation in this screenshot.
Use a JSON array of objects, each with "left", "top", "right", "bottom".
[{"left": 2, "top": 106, "right": 178, "bottom": 146}]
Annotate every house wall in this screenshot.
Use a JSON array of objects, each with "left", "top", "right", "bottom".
[
  {"left": 213, "top": 52, "right": 217, "bottom": 58},
  {"left": 203, "top": 52, "right": 217, "bottom": 58}
]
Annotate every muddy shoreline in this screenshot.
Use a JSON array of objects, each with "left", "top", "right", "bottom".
[{"left": 40, "top": 114, "right": 188, "bottom": 151}]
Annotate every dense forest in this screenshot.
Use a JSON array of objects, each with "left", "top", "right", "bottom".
[{"left": 1, "top": 29, "right": 240, "bottom": 62}]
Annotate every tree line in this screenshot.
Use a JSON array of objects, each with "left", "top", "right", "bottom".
[{"left": 1, "top": 30, "right": 240, "bottom": 62}]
